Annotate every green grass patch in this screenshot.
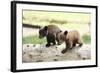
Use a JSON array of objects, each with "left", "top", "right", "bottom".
[
  {"left": 23, "top": 34, "right": 91, "bottom": 44},
  {"left": 23, "top": 35, "right": 46, "bottom": 44},
  {"left": 82, "top": 34, "right": 91, "bottom": 44}
]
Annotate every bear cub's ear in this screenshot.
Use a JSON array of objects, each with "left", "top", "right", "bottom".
[
  {"left": 44, "top": 26, "right": 48, "bottom": 30},
  {"left": 64, "top": 31, "right": 68, "bottom": 35}
]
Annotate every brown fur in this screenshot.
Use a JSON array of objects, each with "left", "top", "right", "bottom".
[
  {"left": 39, "top": 25, "right": 61, "bottom": 47},
  {"left": 56, "top": 30, "right": 83, "bottom": 54}
]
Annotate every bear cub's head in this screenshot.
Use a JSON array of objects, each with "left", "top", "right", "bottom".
[
  {"left": 56, "top": 30, "right": 68, "bottom": 45},
  {"left": 39, "top": 26, "right": 48, "bottom": 38}
]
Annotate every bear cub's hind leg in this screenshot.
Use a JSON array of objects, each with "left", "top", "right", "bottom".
[
  {"left": 77, "top": 38, "right": 83, "bottom": 47},
  {"left": 61, "top": 49, "right": 68, "bottom": 54}
]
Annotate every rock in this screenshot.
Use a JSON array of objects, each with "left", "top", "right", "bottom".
[
  {"left": 22, "top": 44, "right": 91, "bottom": 62},
  {"left": 74, "top": 44, "right": 91, "bottom": 59}
]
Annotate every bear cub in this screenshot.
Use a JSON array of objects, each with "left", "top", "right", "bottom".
[
  {"left": 39, "top": 25, "right": 62, "bottom": 47},
  {"left": 56, "top": 30, "right": 83, "bottom": 54}
]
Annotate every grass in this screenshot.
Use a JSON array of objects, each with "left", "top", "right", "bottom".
[
  {"left": 23, "top": 34, "right": 91, "bottom": 44},
  {"left": 23, "top": 35, "right": 46, "bottom": 44},
  {"left": 82, "top": 34, "right": 91, "bottom": 44}
]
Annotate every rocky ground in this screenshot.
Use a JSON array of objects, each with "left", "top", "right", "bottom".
[{"left": 22, "top": 43, "right": 91, "bottom": 63}]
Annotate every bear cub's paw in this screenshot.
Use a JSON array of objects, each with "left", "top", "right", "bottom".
[
  {"left": 79, "top": 43, "right": 83, "bottom": 47},
  {"left": 46, "top": 43, "right": 51, "bottom": 47},
  {"left": 61, "top": 49, "right": 67, "bottom": 54}
]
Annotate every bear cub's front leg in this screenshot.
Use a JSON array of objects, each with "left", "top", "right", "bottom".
[
  {"left": 46, "top": 43, "right": 51, "bottom": 47},
  {"left": 46, "top": 34, "right": 56, "bottom": 47}
]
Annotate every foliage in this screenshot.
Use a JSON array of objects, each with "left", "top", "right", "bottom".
[{"left": 82, "top": 34, "right": 91, "bottom": 44}]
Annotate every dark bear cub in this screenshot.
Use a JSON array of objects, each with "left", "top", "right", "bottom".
[
  {"left": 56, "top": 30, "right": 83, "bottom": 54},
  {"left": 39, "top": 25, "right": 61, "bottom": 47}
]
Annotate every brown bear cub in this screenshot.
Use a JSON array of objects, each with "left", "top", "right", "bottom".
[
  {"left": 39, "top": 25, "right": 62, "bottom": 47},
  {"left": 56, "top": 30, "right": 83, "bottom": 54}
]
